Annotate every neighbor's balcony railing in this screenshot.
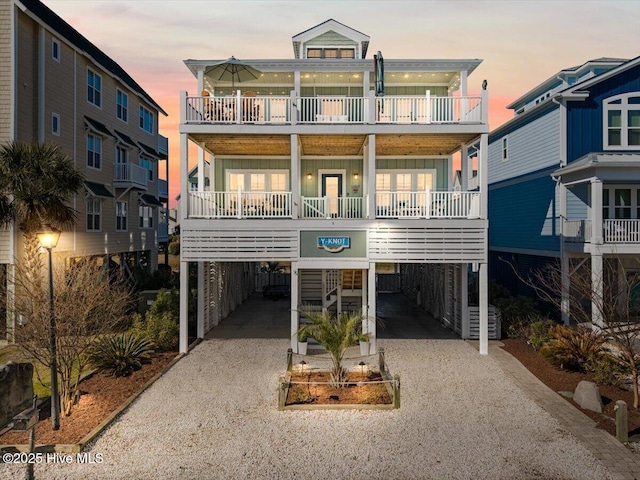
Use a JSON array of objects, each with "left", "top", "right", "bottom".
[
  {"left": 564, "top": 219, "right": 640, "bottom": 244},
  {"left": 189, "top": 190, "right": 292, "bottom": 218},
  {"left": 114, "top": 163, "right": 148, "bottom": 190},
  {"left": 183, "top": 91, "right": 486, "bottom": 125},
  {"left": 300, "top": 196, "right": 364, "bottom": 219},
  {"left": 376, "top": 191, "right": 481, "bottom": 218}
]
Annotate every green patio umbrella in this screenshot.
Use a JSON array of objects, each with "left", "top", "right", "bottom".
[{"left": 205, "top": 56, "right": 261, "bottom": 89}]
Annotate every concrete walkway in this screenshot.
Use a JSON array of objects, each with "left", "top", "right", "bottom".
[{"left": 485, "top": 342, "right": 640, "bottom": 480}]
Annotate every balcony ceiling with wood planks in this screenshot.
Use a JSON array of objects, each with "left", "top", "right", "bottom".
[{"left": 191, "top": 133, "right": 477, "bottom": 156}]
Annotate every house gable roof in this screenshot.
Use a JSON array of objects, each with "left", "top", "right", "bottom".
[
  {"left": 19, "top": 0, "right": 167, "bottom": 116},
  {"left": 559, "top": 55, "right": 640, "bottom": 99},
  {"left": 291, "top": 19, "right": 370, "bottom": 59}
]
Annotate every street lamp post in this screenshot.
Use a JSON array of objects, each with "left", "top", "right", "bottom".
[{"left": 36, "top": 224, "right": 61, "bottom": 431}]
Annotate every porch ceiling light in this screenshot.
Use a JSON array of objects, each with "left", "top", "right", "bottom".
[
  {"left": 353, "top": 172, "right": 359, "bottom": 180},
  {"left": 307, "top": 173, "right": 312, "bottom": 180}
]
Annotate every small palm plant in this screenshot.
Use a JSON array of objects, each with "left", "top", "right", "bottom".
[
  {"left": 87, "top": 332, "right": 154, "bottom": 377},
  {"left": 297, "top": 307, "right": 365, "bottom": 386}
]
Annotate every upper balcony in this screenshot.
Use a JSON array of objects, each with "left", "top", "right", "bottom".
[
  {"left": 114, "top": 163, "right": 148, "bottom": 191},
  {"left": 183, "top": 91, "right": 486, "bottom": 127},
  {"left": 187, "top": 189, "right": 480, "bottom": 221}
]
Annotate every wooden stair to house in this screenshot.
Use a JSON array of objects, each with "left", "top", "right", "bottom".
[{"left": 342, "top": 269, "right": 363, "bottom": 292}]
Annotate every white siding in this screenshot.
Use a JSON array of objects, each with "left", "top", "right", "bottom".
[{"left": 488, "top": 109, "right": 560, "bottom": 185}]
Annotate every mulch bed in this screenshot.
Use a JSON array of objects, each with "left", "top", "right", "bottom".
[
  {"left": 501, "top": 339, "right": 640, "bottom": 437},
  {"left": 286, "top": 371, "right": 392, "bottom": 405},
  {"left": 0, "top": 352, "right": 176, "bottom": 446}
]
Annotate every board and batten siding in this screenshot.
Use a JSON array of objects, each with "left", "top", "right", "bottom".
[
  {"left": 488, "top": 108, "right": 560, "bottom": 185},
  {"left": 567, "top": 64, "right": 640, "bottom": 162},
  {"left": 489, "top": 166, "right": 560, "bottom": 252}
]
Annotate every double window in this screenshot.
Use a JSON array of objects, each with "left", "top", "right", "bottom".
[
  {"left": 87, "top": 134, "right": 102, "bottom": 169},
  {"left": 86, "top": 198, "right": 101, "bottom": 231},
  {"left": 87, "top": 69, "right": 102, "bottom": 107},
  {"left": 604, "top": 93, "right": 640, "bottom": 149},
  {"left": 375, "top": 170, "right": 436, "bottom": 209},
  {"left": 117, "top": 89, "right": 128, "bottom": 122},
  {"left": 116, "top": 201, "right": 128, "bottom": 231},
  {"left": 139, "top": 106, "right": 154, "bottom": 134}
]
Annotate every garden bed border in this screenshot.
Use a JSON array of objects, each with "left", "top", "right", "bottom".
[{"left": 1, "top": 352, "right": 183, "bottom": 453}]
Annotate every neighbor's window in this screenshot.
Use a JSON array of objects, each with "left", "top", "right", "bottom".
[
  {"left": 139, "top": 106, "right": 154, "bottom": 134},
  {"left": 86, "top": 198, "right": 101, "bottom": 231},
  {"left": 87, "top": 133, "right": 101, "bottom": 169},
  {"left": 139, "top": 156, "right": 154, "bottom": 182},
  {"left": 604, "top": 94, "right": 640, "bottom": 149},
  {"left": 116, "top": 201, "right": 128, "bottom": 231},
  {"left": 305, "top": 47, "right": 356, "bottom": 59},
  {"left": 52, "top": 38, "right": 60, "bottom": 61},
  {"left": 501, "top": 137, "right": 509, "bottom": 161},
  {"left": 139, "top": 205, "right": 154, "bottom": 228},
  {"left": 52, "top": 113, "right": 60, "bottom": 136},
  {"left": 87, "top": 69, "right": 101, "bottom": 107},
  {"left": 116, "top": 89, "right": 128, "bottom": 122}
]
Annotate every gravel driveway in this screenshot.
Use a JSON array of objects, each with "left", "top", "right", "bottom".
[{"left": 1, "top": 337, "right": 613, "bottom": 479}]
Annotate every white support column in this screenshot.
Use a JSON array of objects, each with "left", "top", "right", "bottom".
[
  {"left": 291, "top": 263, "right": 299, "bottom": 351},
  {"left": 197, "top": 67, "right": 205, "bottom": 93},
  {"left": 197, "top": 262, "right": 205, "bottom": 338},
  {"left": 460, "top": 69, "right": 468, "bottom": 97},
  {"left": 363, "top": 69, "right": 370, "bottom": 96},
  {"left": 461, "top": 264, "right": 470, "bottom": 339},
  {"left": 460, "top": 143, "right": 469, "bottom": 191},
  {"left": 479, "top": 133, "right": 489, "bottom": 219},
  {"left": 591, "top": 253, "right": 604, "bottom": 329},
  {"left": 479, "top": 262, "right": 488, "bottom": 355},
  {"left": 368, "top": 263, "right": 377, "bottom": 353},
  {"left": 361, "top": 268, "right": 367, "bottom": 317},
  {"left": 38, "top": 26, "right": 45, "bottom": 143},
  {"left": 591, "top": 179, "right": 603, "bottom": 245},
  {"left": 197, "top": 145, "right": 205, "bottom": 192},
  {"left": 179, "top": 260, "right": 189, "bottom": 353},
  {"left": 180, "top": 132, "right": 189, "bottom": 221},
  {"left": 294, "top": 71, "right": 301, "bottom": 94},
  {"left": 321, "top": 269, "right": 327, "bottom": 312},
  {"left": 366, "top": 134, "right": 376, "bottom": 219},
  {"left": 208, "top": 154, "right": 215, "bottom": 192},
  {"left": 291, "top": 134, "right": 299, "bottom": 218}
]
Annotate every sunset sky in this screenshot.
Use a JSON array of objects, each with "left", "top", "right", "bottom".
[{"left": 42, "top": 0, "right": 640, "bottom": 206}]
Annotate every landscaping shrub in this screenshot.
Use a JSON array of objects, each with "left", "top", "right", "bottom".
[
  {"left": 133, "top": 289, "right": 179, "bottom": 351},
  {"left": 589, "top": 353, "right": 628, "bottom": 389},
  {"left": 87, "top": 332, "right": 153, "bottom": 377},
  {"left": 528, "top": 318, "right": 556, "bottom": 350},
  {"left": 168, "top": 241, "right": 180, "bottom": 255},
  {"left": 540, "top": 325, "right": 606, "bottom": 372},
  {"left": 495, "top": 295, "right": 539, "bottom": 338}
]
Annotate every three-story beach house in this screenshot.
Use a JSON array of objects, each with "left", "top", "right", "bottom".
[
  {"left": 0, "top": 0, "right": 169, "bottom": 341},
  {"left": 178, "top": 20, "right": 491, "bottom": 354},
  {"left": 488, "top": 56, "right": 640, "bottom": 326}
]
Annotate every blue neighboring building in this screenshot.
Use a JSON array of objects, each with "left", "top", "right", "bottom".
[{"left": 488, "top": 56, "right": 640, "bottom": 326}]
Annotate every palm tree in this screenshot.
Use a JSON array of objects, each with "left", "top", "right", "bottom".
[
  {"left": 297, "top": 307, "right": 365, "bottom": 386},
  {"left": 0, "top": 141, "right": 84, "bottom": 284}
]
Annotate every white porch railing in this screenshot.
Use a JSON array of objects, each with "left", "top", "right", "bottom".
[
  {"left": 189, "top": 191, "right": 292, "bottom": 218},
  {"left": 376, "top": 94, "right": 483, "bottom": 124},
  {"left": 184, "top": 93, "right": 485, "bottom": 125},
  {"left": 114, "top": 163, "right": 147, "bottom": 189},
  {"left": 376, "top": 191, "right": 480, "bottom": 218},
  {"left": 300, "top": 196, "right": 364, "bottom": 219},
  {"left": 297, "top": 96, "right": 367, "bottom": 124},
  {"left": 604, "top": 219, "right": 640, "bottom": 243},
  {"left": 564, "top": 219, "right": 640, "bottom": 243},
  {"left": 185, "top": 95, "right": 291, "bottom": 124}
]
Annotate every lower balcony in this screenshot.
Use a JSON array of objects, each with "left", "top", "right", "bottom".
[
  {"left": 564, "top": 219, "right": 640, "bottom": 244},
  {"left": 187, "top": 190, "right": 480, "bottom": 220}
]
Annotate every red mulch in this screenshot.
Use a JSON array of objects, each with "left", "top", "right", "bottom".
[
  {"left": 0, "top": 352, "right": 176, "bottom": 446},
  {"left": 501, "top": 339, "right": 640, "bottom": 437}
]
